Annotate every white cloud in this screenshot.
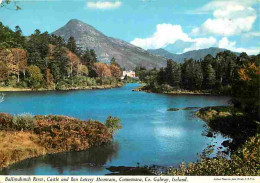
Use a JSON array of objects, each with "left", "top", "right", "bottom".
[
  {"left": 130, "top": 24, "right": 192, "bottom": 49},
  {"left": 87, "top": 1, "right": 121, "bottom": 10},
  {"left": 130, "top": 23, "right": 218, "bottom": 52},
  {"left": 183, "top": 37, "right": 217, "bottom": 52},
  {"left": 130, "top": 23, "right": 259, "bottom": 55},
  {"left": 192, "top": 0, "right": 258, "bottom": 36},
  {"left": 243, "top": 31, "right": 260, "bottom": 38},
  {"left": 218, "top": 37, "right": 260, "bottom": 55},
  {"left": 218, "top": 37, "right": 236, "bottom": 50}
]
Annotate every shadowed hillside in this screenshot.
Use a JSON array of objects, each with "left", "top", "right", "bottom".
[{"left": 147, "top": 47, "right": 238, "bottom": 63}]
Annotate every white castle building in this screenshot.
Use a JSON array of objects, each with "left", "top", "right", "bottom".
[{"left": 121, "top": 70, "right": 136, "bottom": 79}]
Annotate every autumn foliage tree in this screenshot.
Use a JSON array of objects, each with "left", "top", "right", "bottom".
[
  {"left": 45, "top": 68, "right": 54, "bottom": 89},
  {"left": 232, "top": 62, "right": 260, "bottom": 120},
  {"left": 0, "top": 62, "right": 8, "bottom": 82},
  {"left": 92, "top": 62, "right": 112, "bottom": 78},
  {"left": 27, "top": 65, "right": 43, "bottom": 89},
  {"left": 109, "top": 64, "right": 122, "bottom": 79},
  {"left": 0, "top": 48, "right": 27, "bottom": 83},
  {"left": 66, "top": 49, "right": 80, "bottom": 78},
  {"left": 77, "top": 64, "right": 88, "bottom": 76},
  {"left": 0, "top": 22, "right": 122, "bottom": 89},
  {"left": 11, "top": 48, "right": 27, "bottom": 82}
]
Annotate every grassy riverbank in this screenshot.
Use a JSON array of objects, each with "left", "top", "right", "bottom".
[
  {"left": 116, "top": 106, "right": 259, "bottom": 176},
  {"left": 133, "top": 85, "right": 212, "bottom": 95},
  {"left": 0, "top": 113, "right": 117, "bottom": 169},
  {"left": 196, "top": 106, "right": 259, "bottom": 151},
  {"left": 0, "top": 83, "right": 124, "bottom": 92},
  {"left": 163, "top": 106, "right": 260, "bottom": 175}
]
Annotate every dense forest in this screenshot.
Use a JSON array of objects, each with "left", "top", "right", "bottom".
[
  {"left": 136, "top": 51, "right": 260, "bottom": 120},
  {"left": 0, "top": 22, "right": 123, "bottom": 90},
  {"left": 136, "top": 51, "right": 259, "bottom": 92}
]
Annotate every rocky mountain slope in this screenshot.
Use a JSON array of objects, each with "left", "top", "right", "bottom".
[{"left": 53, "top": 19, "right": 167, "bottom": 70}]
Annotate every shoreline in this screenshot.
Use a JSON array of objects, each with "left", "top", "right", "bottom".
[
  {"left": 106, "top": 106, "right": 259, "bottom": 176},
  {"left": 1, "top": 106, "right": 258, "bottom": 175},
  {"left": 0, "top": 83, "right": 124, "bottom": 92},
  {"left": 0, "top": 114, "right": 113, "bottom": 170},
  {"left": 0, "top": 106, "right": 230, "bottom": 172},
  {"left": 133, "top": 86, "right": 214, "bottom": 95}
]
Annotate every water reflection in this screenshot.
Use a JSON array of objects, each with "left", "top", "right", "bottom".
[
  {"left": 0, "top": 84, "right": 231, "bottom": 175},
  {"left": 1, "top": 142, "right": 119, "bottom": 175}
]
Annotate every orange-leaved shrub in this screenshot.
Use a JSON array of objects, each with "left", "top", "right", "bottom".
[
  {"left": 0, "top": 113, "right": 113, "bottom": 160},
  {"left": 33, "top": 115, "right": 112, "bottom": 151}
]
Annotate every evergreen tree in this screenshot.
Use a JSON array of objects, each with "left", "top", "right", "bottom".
[
  {"left": 53, "top": 46, "right": 69, "bottom": 79},
  {"left": 67, "top": 36, "right": 77, "bottom": 54},
  {"left": 26, "top": 30, "right": 49, "bottom": 60},
  {"left": 110, "top": 57, "right": 121, "bottom": 68},
  {"left": 165, "top": 59, "right": 174, "bottom": 86},
  {"left": 49, "top": 62, "right": 61, "bottom": 82},
  {"left": 110, "top": 57, "right": 116, "bottom": 64},
  {"left": 193, "top": 62, "right": 203, "bottom": 90},
  {"left": 82, "top": 49, "right": 98, "bottom": 67},
  {"left": 172, "top": 63, "right": 181, "bottom": 88},
  {"left": 34, "top": 29, "right": 41, "bottom": 35},
  {"left": 90, "top": 49, "right": 97, "bottom": 63},
  {"left": 81, "top": 49, "right": 91, "bottom": 66},
  {"left": 205, "top": 64, "right": 216, "bottom": 89},
  {"left": 237, "top": 52, "right": 250, "bottom": 67},
  {"left": 14, "top": 25, "right": 25, "bottom": 47},
  {"left": 157, "top": 68, "right": 166, "bottom": 85}
]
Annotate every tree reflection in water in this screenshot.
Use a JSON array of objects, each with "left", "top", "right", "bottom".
[{"left": 1, "top": 141, "right": 119, "bottom": 175}]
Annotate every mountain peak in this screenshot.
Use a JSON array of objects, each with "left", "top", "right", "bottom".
[
  {"left": 65, "top": 19, "right": 94, "bottom": 29},
  {"left": 68, "top": 19, "right": 82, "bottom": 23},
  {"left": 66, "top": 19, "right": 87, "bottom": 26},
  {"left": 52, "top": 19, "right": 166, "bottom": 69},
  {"left": 53, "top": 19, "right": 105, "bottom": 42}
]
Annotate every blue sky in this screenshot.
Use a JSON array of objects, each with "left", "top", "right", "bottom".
[{"left": 0, "top": 0, "right": 259, "bottom": 54}]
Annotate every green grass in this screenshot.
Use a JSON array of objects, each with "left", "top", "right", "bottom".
[{"left": 167, "top": 108, "right": 180, "bottom": 111}]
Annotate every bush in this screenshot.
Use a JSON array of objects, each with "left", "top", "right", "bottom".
[
  {"left": 160, "top": 84, "right": 172, "bottom": 93},
  {"left": 71, "top": 76, "right": 87, "bottom": 86},
  {"left": 56, "top": 80, "right": 69, "bottom": 90},
  {"left": 86, "top": 77, "right": 97, "bottom": 86},
  {"left": 103, "top": 77, "right": 117, "bottom": 85},
  {"left": 34, "top": 115, "right": 112, "bottom": 151},
  {"left": 105, "top": 115, "right": 122, "bottom": 134},
  {"left": 12, "top": 113, "right": 37, "bottom": 131},
  {"left": 0, "top": 113, "right": 13, "bottom": 130},
  {"left": 220, "top": 85, "right": 232, "bottom": 95},
  {"left": 5, "top": 76, "right": 17, "bottom": 87},
  {"left": 16, "top": 81, "right": 28, "bottom": 88}
]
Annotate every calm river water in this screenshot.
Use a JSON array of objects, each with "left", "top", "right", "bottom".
[{"left": 0, "top": 83, "right": 230, "bottom": 175}]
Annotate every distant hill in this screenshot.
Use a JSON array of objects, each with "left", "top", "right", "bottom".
[
  {"left": 53, "top": 19, "right": 167, "bottom": 70},
  {"left": 147, "top": 47, "right": 233, "bottom": 63}
]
